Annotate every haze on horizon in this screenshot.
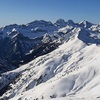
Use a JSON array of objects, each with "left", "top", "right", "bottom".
[{"left": 0, "top": 0, "right": 100, "bottom": 27}]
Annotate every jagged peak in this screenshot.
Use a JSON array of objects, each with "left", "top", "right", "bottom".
[
  {"left": 56, "top": 18, "right": 66, "bottom": 23},
  {"left": 79, "top": 20, "right": 91, "bottom": 24},
  {"left": 67, "top": 20, "right": 75, "bottom": 26},
  {"left": 67, "top": 20, "right": 74, "bottom": 24},
  {"left": 79, "top": 20, "right": 93, "bottom": 28},
  {"left": 55, "top": 19, "right": 67, "bottom": 28}
]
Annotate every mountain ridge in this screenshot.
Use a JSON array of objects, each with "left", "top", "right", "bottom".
[{"left": 0, "top": 19, "right": 100, "bottom": 100}]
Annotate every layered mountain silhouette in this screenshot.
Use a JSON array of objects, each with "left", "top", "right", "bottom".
[{"left": 0, "top": 19, "right": 100, "bottom": 100}]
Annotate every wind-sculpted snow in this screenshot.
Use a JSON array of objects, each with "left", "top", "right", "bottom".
[{"left": 0, "top": 20, "right": 100, "bottom": 100}]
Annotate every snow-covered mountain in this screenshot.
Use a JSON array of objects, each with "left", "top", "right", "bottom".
[
  {"left": 0, "top": 20, "right": 100, "bottom": 100},
  {"left": 0, "top": 20, "right": 58, "bottom": 39},
  {"left": 0, "top": 20, "right": 69, "bottom": 73},
  {"left": 78, "top": 20, "right": 93, "bottom": 28}
]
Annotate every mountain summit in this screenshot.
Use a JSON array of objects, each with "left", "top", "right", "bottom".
[{"left": 79, "top": 20, "right": 93, "bottom": 28}]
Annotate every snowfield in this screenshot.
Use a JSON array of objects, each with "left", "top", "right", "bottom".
[{"left": 0, "top": 20, "right": 100, "bottom": 100}]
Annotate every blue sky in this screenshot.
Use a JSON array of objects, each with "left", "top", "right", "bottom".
[{"left": 0, "top": 0, "right": 100, "bottom": 26}]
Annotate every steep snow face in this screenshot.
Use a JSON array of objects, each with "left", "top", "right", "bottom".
[{"left": 1, "top": 26, "right": 100, "bottom": 100}]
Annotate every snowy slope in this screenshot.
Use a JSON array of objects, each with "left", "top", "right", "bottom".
[{"left": 0, "top": 23, "right": 100, "bottom": 100}]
